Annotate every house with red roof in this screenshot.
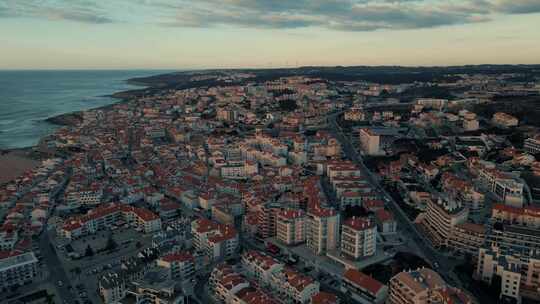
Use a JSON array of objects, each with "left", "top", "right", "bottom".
[
  {"left": 342, "top": 269, "right": 387, "bottom": 304},
  {"left": 374, "top": 209, "right": 397, "bottom": 235},
  {"left": 59, "top": 203, "right": 161, "bottom": 240},
  {"left": 191, "top": 218, "right": 238, "bottom": 262}
]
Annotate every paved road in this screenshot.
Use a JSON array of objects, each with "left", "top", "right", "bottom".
[
  {"left": 327, "top": 112, "right": 462, "bottom": 286},
  {"left": 39, "top": 230, "right": 78, "bottom": 304}
]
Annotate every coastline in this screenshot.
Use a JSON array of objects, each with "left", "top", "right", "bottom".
[
  {"left": 43, "top": 77, "right": 156, "bottom": 127},
  {"left": 0, "top": 75, "right": 159, "bottom": 185},
  {"left": 0, "top": 74, "right": 159, "bottom": 155}
]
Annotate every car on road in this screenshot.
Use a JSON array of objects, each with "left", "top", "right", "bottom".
[
  {"left": 433, "top": 262, "right": 440, "bottom": 268},
  {"left": 57, "top": 280, "right": 63, "bottom": 287}
]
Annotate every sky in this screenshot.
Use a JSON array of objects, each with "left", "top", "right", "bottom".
[{"left": 0, "top": 0, "right": 539, "bottom": 69}]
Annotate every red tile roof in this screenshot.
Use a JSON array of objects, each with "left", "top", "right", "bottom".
[
  {"left": 343, "top": 217, "right": 374, "bottom": 231},
  {"left": 311, "top": 292, "right": 338, "bottom": 304},
  {"left": 344, "top": 269, "right": 385, "bottom": 296},
  {"left": 160, "top": 252, "right": 194, "bottom": 263}
]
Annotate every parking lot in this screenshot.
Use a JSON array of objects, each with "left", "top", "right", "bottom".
[{"left": 48, "top": 226, "right": 155, "bottom": 304}]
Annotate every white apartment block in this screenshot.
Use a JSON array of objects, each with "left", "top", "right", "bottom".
[
  {"left": 306, "top": 207, "right": 340, "bottom": 255},
  {"left": 478, "top": 168, "right": 524, "bottom": 207},
  {"left": 420, "top": 197, "right": 468, "bottom": 248},
  {"left": 341, "top": 217, "right": 377, "bottom": 259},
  {"left": 191, "top": 218, "right": 239, "bottom": 262},
  {"left": 0, "top": 252, "right": 38, "bottom": 290},
  {"left": 59, "top": 203, "right": 161, "bottom": 240},
  {"left": 156, "top": 252, "right": 195, "bottom": 282},
  {"left": 241, "top": 251, "right": 284, "bottom": 286},
  {"left": 99, "top": 272, "right": 127, "bottom": 304},
  {"left": 276, "top": 209, "right": 306, "bottom": 245},
  {"left": 524, "top": 136, "right": 540, "bottom": 154}
]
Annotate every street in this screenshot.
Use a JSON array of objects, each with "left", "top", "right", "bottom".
[
  {"left": 327, "top": 112, "right": 462, "bottom": 287},
  {"left": 39, "top": 230, "right": 77, "bottom": 304}
]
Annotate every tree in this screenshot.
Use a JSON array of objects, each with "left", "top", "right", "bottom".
[
  {"left": 135, "top": 241, "right": 143, "bottom": 249},
  {"left": 85, "top": 245, "right": 94, "bottom": 257},
  {"left": 105, "top": 235, "right": 117, "bottom": 251},
  {"left": 45, "top": 293, "right": 55, "bottom": 304}
]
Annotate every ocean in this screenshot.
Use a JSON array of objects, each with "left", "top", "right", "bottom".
[{"left": 0, "top": 70, "right": 169, "bottom": 149}]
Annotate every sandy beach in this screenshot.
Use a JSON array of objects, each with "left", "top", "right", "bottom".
[{"left": 0, "top": 149, "right": 40, "bottom": 184}]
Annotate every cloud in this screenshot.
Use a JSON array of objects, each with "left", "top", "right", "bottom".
[
  {"left": 1, "top": 0, "right": 539, "bottom": 30},
  {"left": 494, "top": 0, "right": 540, "bottom": 14},
  {"left": 0, "top": 0, "right": 114, "bottom": 24},
  {"left": 162, "top": 0, "right": 494, "bottom": 31}
]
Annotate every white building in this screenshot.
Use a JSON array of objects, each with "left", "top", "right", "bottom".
[
  {"left": 0, "top": 252, "right": 38, "bottom": 290},
  {"left": 340, "top": 217, "right": 377, "bottom": 259},
  {"left": 276, "top": 209, "right": 306, "bottom": 245},
  {"left": 306, "top": 206, "right": 340, "bottom": 255}
]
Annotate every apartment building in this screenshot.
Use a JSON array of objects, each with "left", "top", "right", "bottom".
[
  {"left": 374, "top": 209, "right": 397, "bottom": 235},
  {"left": 492, "top": 112, "right": 519, "bottom": 128},
  {"left": 524, "top": 136, "right": 540, "bottom": 154},
  {"left": 448, "top": 222, "right": 486, "bottom": 257},
  {"left": 0, "top": 229, "right": 18, "bottom": 251},
  {"left": 341, "top": 269, "right": 387, "bottom": 304},
  {"left": 99, "top": 272, "right": 127, "bottom": 304},
  {"left": 478, "top": 168, "right": 524, "bottom": 207},
  {"left": 475, "top": 223, "right": 540, "bottom": 303},
  {"left": 344, "top": 108, "right": 366, "bottom": 121},
  {"left": 59, "top": 203, "right": 162, "bottom": 240},
  {"left": 269, "top": 267, "right": 320, "bottom": 304},
  {"left": 476, "top": 245, "right": 540, "bottom": 303},
  {"left": 276, "top": 209, "right": 306, "bottom": 245},
  {"left": 306, "top": 206, "right": 340, "bottom": 255},
  {"left": 257, "top": 202, "right": 281, "bottom": 238},
  {"left": 420, "top": 197, "right": 468, "bottom": 248},
  {"left": 130, "top": 269, "right": 186, "bottom": 304},
  {"left": 358, "top": 128, "right": 399, "bottom": 156},
  {"left": 156, "top": 252, "right": 195, "bottom": 282},
  {"left": 340, "top": 217, "right": 377, "bottom": 259},
  {"left": 388, "top": 268, "right": 474, "bottom": 304},
  {"left": 0, "top": 251, "right": 38, "bottom": 291},
  {"left": 359, "top": 128, "right": 381, "bottom": 156},
  {"left": 241, "top": 250, "right": 284, "bottom": 286},
  {"left": 491, "top": 204, "right": 540, "bottom": 229},
  {"left": 191, "top": 218, "right": 239, "bottom": 262},
  {"left": 463, "top": 117, "right": 480, "bottom": 131}
]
